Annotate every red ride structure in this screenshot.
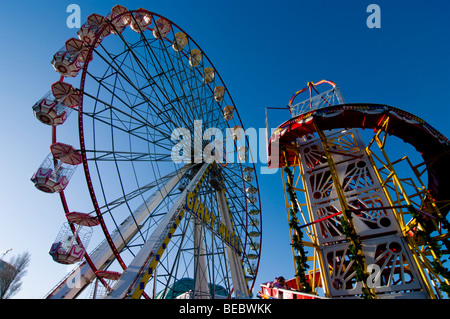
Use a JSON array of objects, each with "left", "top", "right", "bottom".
[{"left": 260, "top": 80, "right": 450, "bottom": 299}]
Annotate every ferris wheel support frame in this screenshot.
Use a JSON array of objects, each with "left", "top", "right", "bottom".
[
  {"left": 193, "top": 217, "right": 209, "bottom": 299},
  {"left": 46, "top": 165, "right": 191, "bottom": 298},
  {"left": 216, "top": 188, "right": 249, "bottom": 298},
  {"left": 107, "top": 163, "right": 212, "bottom": 299}
]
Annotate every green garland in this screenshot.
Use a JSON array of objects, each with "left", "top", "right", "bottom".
[
  {"left": 340, "top": 212, "right": 375, "bottom": 299},
  {"left": 281, "top": 146, "right": 375, "bottom": 298},
  {"left": 409, "top": 205, "right": 450, "bottom": 297},
  {"left": 281, "top": 146, "right": 312, "bottom": 293}
]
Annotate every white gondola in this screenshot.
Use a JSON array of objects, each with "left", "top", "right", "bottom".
[
  {"left": 32, "top": 82, "right": 79, "bottom": 126},
  {"left": 203, "top": 67, "right": 214, "bottom": 84},
  {"left": 130, "top": 8, "right": 152, "bottom": 33},
  {"left": 214, "top": 86, "right": 225, "bottom": 102},
  {"left": 49, "top": 212, "right": 98, "bottom": 264},
  {"left": 231, "top": 125, "right": 242, "bottom": 140},
  {"left": 244, "top": 174, "right": 253, "bottom": 183},
  {"left": 246, "top": 264, "right": 257, "bottom": 277},
  {"left": 77, "top": 13, "right": 111, "bottom": 47},
  {"left": 249, "top": 218, "right": 260, "bottom": 228},
  {"left": 49, "top": 223, "right": 89, "bottom": 264},
  {"left": 189, "top": 49, "right": 202, "bottom": 67},
  {"left": 32, "top": 94, "right": 69, "bottom": 126},
  {"left": 91, "top": 271, "right": 122, "bottom": 298},
  {"left": 106, "top": 5, "right": 131, "bottom": 34},
  {"left": 51, "top": 38, "right": 90, "bottom": 77},
  {"left": 249, "top": 231, "right": 260, "bottom": 237},
  {"left": 31, "top": 157, "right": 70, "bottom": 193},
  {"left": 247, "top": 195, "right": 257, "bottom": 204},
  {"left": 223, "top": 105, "right": 234, "bottom": 121},
  {"left": 153, "top": 18, "right": 171, "bottom": 39},
  {"left": 31, "top": 143, "right": 82, "bottom": 193},
  {"left": 172, "top": 32, "right": 187, "bottom": 51},
  {"left": 244, "top": 167, "right": 253, "bottom": 173},
  {"left": 238, "top": 146, "right": 248, "bottom": 162}
]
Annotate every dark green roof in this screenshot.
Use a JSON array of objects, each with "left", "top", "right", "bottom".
[{"left": 156, "top": 277, "right": 228, "bottom": 299}]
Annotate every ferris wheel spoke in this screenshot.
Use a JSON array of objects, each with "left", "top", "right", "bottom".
[
  {"left": 158, "top": 217, "right": 194, "bottom": 285},
  {"left": 107, "top": 163, "right": 211, "bottom": 298},
  {"left": 107, "top": 170, "right": 186, "bottom": 230},
  {"left": 110, "top": 32, "right": 194, "bottom": 130},
  {"left": 84, "top": 149, "right": 173, "bottom": 162},
  {"left": 209, "top": 245, "right": 230, "bottom": 288},
  {"left": 82, "top": 69, "right": 172, "bottom": 125},
  {"left": 82, "top": 101, "right": 174, "bottom": 147},
  {"left": 90, "top": 45, "right": 185, "bottom": 133},
  {"left": 135, "top": 28, "right": 222, "bottom": 130},
  {"left": 222, "top": 181, "right": 247, "bottom": 212},
  {"left": 174, "top": 216, "right": 230, "bottom": 296},
  {"left": 84, "top": 79, "right": 176, "bottom": 145},
  {"left": 156, "top": 40, "right": 210, "bottom": 126},
  {"left": 87, "top": 164, "right": 191, "bottom": 215},
  {"left": 131, "top": 26, "right": 214, "bottom": 127},
  {"left": 95, "top": 172, "right": 188, "bottom": 266},
  {"left": 96, "top": 154, "right": 164, "bottom": 237},
  {"left": 134, "top": 35, "right": 202, "bottom": 124},
  {"left": 87, "top": 73, "right": 161, "bottom": 123}
]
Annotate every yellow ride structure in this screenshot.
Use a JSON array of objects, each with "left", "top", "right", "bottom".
[{"left": 264, "top": 80, "right": 450, "bottom": 299}]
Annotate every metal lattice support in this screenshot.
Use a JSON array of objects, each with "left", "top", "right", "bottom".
[
  {"left": 365, "top": 116, "right": 450, "bottom": 298},
  {"left": 267, "top": 80, "right": 448, "bottom": 299}
]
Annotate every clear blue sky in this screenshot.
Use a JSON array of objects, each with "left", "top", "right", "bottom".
[{"left": 0, "top": 0, "right": 449, "bottom": 298}]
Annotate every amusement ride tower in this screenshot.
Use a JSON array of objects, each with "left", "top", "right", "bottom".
[{"left": 263, "top": 80, "right": 450, "bottom": 299}]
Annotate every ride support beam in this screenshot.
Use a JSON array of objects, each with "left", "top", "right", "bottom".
[
  {"left": 193, "top": 217, "right": 210, "bottom": 299},
  {"left": 106, "top": 162, "right": 211, "bottom": 299},
  {"left": 313, "top": 119, "right": 377, "bottom": 299},
  {"left": 216, "top": 188, "right": 250, "bottom": 298},
  {"left": 46, "top": 165, "right": 191, "bottom": 299}
]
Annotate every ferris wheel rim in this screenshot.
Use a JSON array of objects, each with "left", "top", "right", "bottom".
[{"left": 49, "top": 7, "right": 262, "bottom": 297}]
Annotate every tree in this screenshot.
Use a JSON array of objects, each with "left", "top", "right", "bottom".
[{"left": 0, "top": 251, "right": 31, "bottom": 299}]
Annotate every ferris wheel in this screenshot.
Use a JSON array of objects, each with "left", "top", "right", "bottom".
[{"left": 31, "top": 5, "right": 262, "bottom": 299}]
